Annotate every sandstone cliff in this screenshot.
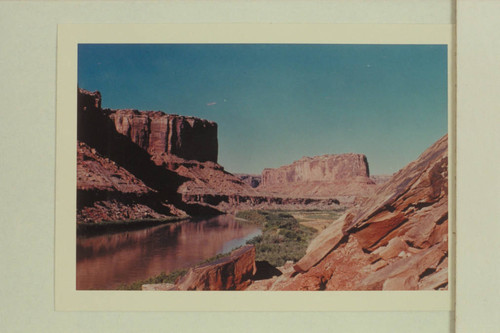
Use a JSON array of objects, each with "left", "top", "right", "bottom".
[
  {"left": 262, "top": 153, "right": 371, "bottom": 184},
  {"left": 250, "top": 135, "right": 448, "bottom": 290},
  {"left": 108, "top": 109, "right": 218, "bottom": 163},
  {"left": 258, "top": 154, "right": 376, "bottom": 200},
  {"left": 77, "top": 88, "right": 223, "bottom": 222}
]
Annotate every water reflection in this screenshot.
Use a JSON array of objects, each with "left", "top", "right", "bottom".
[{"left": 76, "top": 215, "right": 261, "bottom": 290}]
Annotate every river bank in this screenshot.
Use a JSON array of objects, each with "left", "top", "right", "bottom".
[
  {"left": 76, "top": 214, "right": 261, "bottom": 290},
  {"left": 115, "top": 209, "right": 346, "bottom": 290},
  {"left": 76, "top": 216, "right": 191, "bottom": 237}
]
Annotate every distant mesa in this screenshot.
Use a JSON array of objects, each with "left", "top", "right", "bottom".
[
  {"left": 258, "top": 153, "right": 377, "bottom": 201},
  {"left": 262, "top": 153, "right": 372, "bottom": 185}
]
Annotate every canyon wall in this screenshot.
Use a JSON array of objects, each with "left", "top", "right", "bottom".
[
  {"left": 262, "top": 153, "right": 370, "bottom": 185},
  {"left": 108, "top": 109, "right": 218, "bottom": 163},
  {"left": 77, "top": 88, "right": 224, "bottom": 222},
  {"left": 259, "top": 154, "right": 376, "bottom": 199}
]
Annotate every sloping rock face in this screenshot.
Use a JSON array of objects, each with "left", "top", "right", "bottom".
[
  {"left": 255, "top": 135, "right": 448, "bottom": 290},
  {"left": 370, "top": 174, "right": 392, "bottom": 185},
  {"left": 107, "top": 109, "right": 218, "bottom": 163},
  {"left": 258, "top": 154, "right": 376, "bottom": 200},
  {"left": 76, "top": 141, "right": 179, "bottom": 223},
  {"left": 77, "top": 141, "right": 152, "bottom": 194}
]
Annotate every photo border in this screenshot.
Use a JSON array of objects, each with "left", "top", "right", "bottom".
[{"left": 55, "top": 23, "right": 454, "bottom": 311}]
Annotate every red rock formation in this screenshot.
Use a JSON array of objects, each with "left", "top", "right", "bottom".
[
  {"left": 76, "top": 141, "right": 184, "bottom": 223},
  {"left": 78, "top": 89, "right": 101, "bottom": 111},
  {"left": 252, "top": 135, "right": 448, "bottom": 290},
  {"left": 145, "top": 245, "right": 257, "bottom": 291},
  {"left": 259, "top": 154, "right": 376, "bottom": 200},
  {"left": 77, "top": 141, "right": 152, "bottom": 194},
  {"left": 107, "top": 108, "right": 218, "bottom": 163},
  {"left": 77, "top": 88, "right": 216, "bottom": 222},
  {"left": 262, "top": 153, "right": 371, "bottom": 184}
]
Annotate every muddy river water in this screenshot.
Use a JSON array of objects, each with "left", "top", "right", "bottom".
[{"left": 76, "top": 215, "right": 261, "bottom": 290}]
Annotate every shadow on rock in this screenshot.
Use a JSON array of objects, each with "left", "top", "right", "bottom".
[{"left": 253, "top": 261, "right": 282, "bottom": 281}]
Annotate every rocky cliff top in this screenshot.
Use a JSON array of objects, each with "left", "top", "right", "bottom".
[
  {"left": 262, "top": 153, "right": 370, "bottom": 178},
  {"left": 106, "top": 108, "right": 217, "bottom": 125},
  {"left": 78, "top": 89, "right": 218, "bottom": 163}
]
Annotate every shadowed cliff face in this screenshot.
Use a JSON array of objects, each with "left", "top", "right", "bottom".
[
  {"left": 78, "top": 89, "right": 187, "bottom": 194},
  {"left": 77, "top": 88, "right": 225, "bottom": 221},
  {"left": 108, "top": 109, "right": 218, "bottom": 163},
  {"left": 250, "top": 135, "right": 448, "bottom": 291}
]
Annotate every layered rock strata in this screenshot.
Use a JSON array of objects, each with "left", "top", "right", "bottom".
[
  {"left": 251, "top": 135, "right": 448, "bottom": 290},
  {"left": 108, "top": 109, "right": 218, "bottom": 163},
  {"left": 259, "top": 154, "right": 376, "bottom": 200},
  {"left": 77, "top": 88, "right": 222, "bottom": 222},
  {"left": 262, "top": 153, "right": 371, "bottom": 184},
  {"left": 76, "top": 141, "right": 180, "bottom": 223}
]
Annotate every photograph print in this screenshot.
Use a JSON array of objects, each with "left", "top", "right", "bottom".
[{"left": 76, "top": 44, "right": 448, "bottom": 291}]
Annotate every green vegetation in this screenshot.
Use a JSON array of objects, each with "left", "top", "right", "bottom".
[
  {"left": 237, "top": 210, "right": 318, "bottom": 267},
  {"left": 283, "top": 208, "right": 346, "bottom": 231},
  {"left": 77, "top": 216, "right": 189, "bottom": 237},
  {"left": 118, "top": 269, "right": 188, "bottom": 290}
]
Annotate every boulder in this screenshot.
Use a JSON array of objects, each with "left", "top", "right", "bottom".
[
  {"left": 174, "top": 245, "right": 257, "bottom": 290},
  {"left": 293, "top": 215, "right": 346, "bottom": 273}
]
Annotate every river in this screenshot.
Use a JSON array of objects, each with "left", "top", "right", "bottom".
[{"left": 76, "top": 215, "right": 261, "bottom": 290}]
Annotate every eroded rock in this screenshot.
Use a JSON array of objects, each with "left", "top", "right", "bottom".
[{"left": 173, "top": 245, "right": 257, "bottom": 290}]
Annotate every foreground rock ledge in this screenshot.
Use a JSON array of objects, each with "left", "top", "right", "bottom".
[{"left": 142, "top": 245, "right": 257, "bottom": 291}]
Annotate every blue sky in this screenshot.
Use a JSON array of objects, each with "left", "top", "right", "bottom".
[{"left": 78, "top": 44, "right": 447, "bottom": 175}]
